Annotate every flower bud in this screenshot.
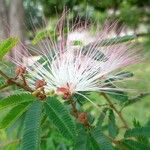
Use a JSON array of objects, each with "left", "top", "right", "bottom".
[
  {"left": 78, "top": 112, "right": 88, "bottom": 124},
  {"left": 35, "top": 79, "right": 47, "bottom": 89},
  {"left": 57, "top": 87, "right": 71, "bottom": 99},
  {"left": 38, "top": 93, "right": 46, "bottom": 100}
]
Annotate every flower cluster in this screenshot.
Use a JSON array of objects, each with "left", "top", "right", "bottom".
[{"left": 9, "top": 16, "right": 140, "bottom": 100}]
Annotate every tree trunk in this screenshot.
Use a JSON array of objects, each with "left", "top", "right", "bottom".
[
  {"left": 0, "top": 0, "right": 8, "bottom": 41},
  {"left": 9, "top": 0, "right": 25, "bottom": 61}
]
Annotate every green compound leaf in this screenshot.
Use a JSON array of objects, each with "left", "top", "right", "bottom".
[
  {"left": 0, "top": 93, "right": 36, "bottom": 110},
  {"left": 125, "top": 127, "right": 150, "bottom": 138},
  {"left": 44, "top": 96, "right": 76, "bottom": 141},
  {"left": 106, "top": 72, "right": 134, "bottom": 82},
  {"left": 107, "top": 90, "right": 128, "bottom": 103},
  {"left": 123, "top": 93, "right": 150, "bottom": 107},
  {"left": 0, "top": 37, "right": 18, "bottom": 60},
  {"left": 75, "top": 124, "right": 91, "bottom": 150},
  {"left": 32, "top": 29, "right": 56, "bottom": 45},
  {"left": 0, "top": 102, "right": 32, "bottom": 129},
  {"left": 90, "top": 127, "right": 114, "bottom": 150},
  {"left": 108, "top": 109, "right": 118, "bottom": 138},
  {"left": 132, "top": 119, "right": 149, "bottom": 144},
  {"left": 96, "top": 108, "right": 109, "bottom": 127},
  {"left": 75, "top": 124, "right": 101, "bottom": 150},
  {"left": 21, "top": 101, "right": 43, "bottom": 150},
  {"left": 99, "top": 35, "right": 136, "bottom": 46},
  {"left": 121, "top": 139, "right": 150, "bottom": 150},
  {"left": 75, "top": 125, "right": 114, "bottom": 150},
  {"left": 84, "top": 35, "right": 136, "bottom": 49},
  {"left": 89, "top": 135, "right": 101, "bottom": 150}
]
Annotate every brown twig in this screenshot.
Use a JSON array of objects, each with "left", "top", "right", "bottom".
[
  {"left": 69, "top": 98, "right": 78, "bottom": 118},
  {"left": 101, "top": 93, "right": 129, "bottom": 129},
  {"left": 21, "top": 74, "right": 27, "bottom": 86},
  {"left": 69, "top": 97, "right": 90, "bottom": 127},
  {"left": 0, "top": 69, "right": 33, "bottom": 92}
]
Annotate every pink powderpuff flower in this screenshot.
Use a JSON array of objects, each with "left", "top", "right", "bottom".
[{"left": 8, "top": 13, "right": 140, "bottom": 103}]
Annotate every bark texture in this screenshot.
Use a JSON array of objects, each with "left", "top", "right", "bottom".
[
  {"left": 0, "top": 0, "right": 8, "bottom": 41},
  {"left": 9, "top": 0, "right": 25, "bottom": 60}
]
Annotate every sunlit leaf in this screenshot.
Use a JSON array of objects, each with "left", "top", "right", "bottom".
[
  {"left": 32, "top": 29, "right": 56, "bottom": 45},
  {"left": 0, "top": 37, "right": 18, "bottom": 60}
]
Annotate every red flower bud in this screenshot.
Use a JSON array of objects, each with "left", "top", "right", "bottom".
[
  {"left": 35, "top": 79, "right": 47, "bottom": 89},
  {"left": 57, "top": 87, "right": 71, "bottom": 99},
  {"left": 78, "top": 112, "right": 88, "bottom": 124}
]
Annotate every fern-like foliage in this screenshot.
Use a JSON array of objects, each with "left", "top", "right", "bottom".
[
  {"left": 91, "top": 127, "right": 114, "bottom": 150},
  {"left": 124, "top": 127, "right": 150, "bottom": 138},
  {"left": 121, "top": 139, "right": 150, "bottom": 150},
  {"left": 123, "top": 93, "right": 150, "bottom": 107},
  {"left": 0, "top": 102, "right": 31, "bottom": 129},
  {"left": 75, "top": 125, "right": 114, "bottom": 150},
  {"left": 44, "top": 96, "right": 76, "bottom": 141},
  {"left": 89, "top": 135, "right": 101, "bottom": 150},
  {"left": 0, "top": 93, "right": 35, "bottom": 110},
  {"left": 84, "top": 35, "right": 136, "bottom": 49},
  {"left": 21, "top": 101, "right": 43, "bottom": 150},
  {"left": 96, "top": 108, "right": 108, "bottom": 127},
  {"left": 75, "top": 124, "right": 91, "bottom": 150},
  {"left": 75, "top": 124, "right": 101, "bottom": 150},
  {"left": 108, "top": 109, "right": 118, "bottom": 138}
]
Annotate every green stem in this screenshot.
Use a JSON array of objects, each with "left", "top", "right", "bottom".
[{"left": 101, "top": 93, "right": 129, "bottom": 129}]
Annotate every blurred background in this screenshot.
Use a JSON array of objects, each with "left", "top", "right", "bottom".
[
  {"left": 0, "top": 0, "right": 150, "bottom": 45},
  {"left": 0, "top": 0, "right": 150, "bottom": 149}
]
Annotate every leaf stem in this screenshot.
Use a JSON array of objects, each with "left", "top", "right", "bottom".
[{"left": 101, "top": 93, "right": 129, "bottom": 129}]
